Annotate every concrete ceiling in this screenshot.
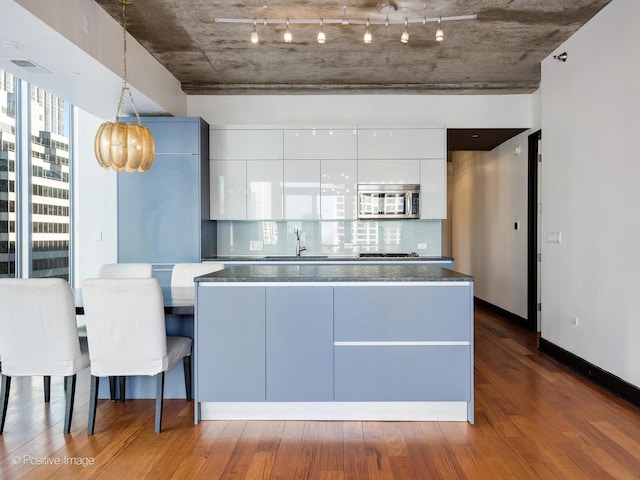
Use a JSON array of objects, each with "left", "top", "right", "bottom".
[{"left": 94, "top": 0, "right": 611, "bottom": 96}]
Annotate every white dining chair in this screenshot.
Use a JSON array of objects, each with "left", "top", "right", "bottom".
[
  {"left": 98, "top": 263, "right": 153, "bottom": 279},
  {"left": 171, "top": 262, "right": 224, "bottom": 288},
  {"left": 0, "top": 278, "right": 90, "bottom": 435},
  {"left": 96, "top": 262, "right": 153, "bottom": 400},
  {"left": 81, "top": 277, "right": 192, "bottom": 434}
]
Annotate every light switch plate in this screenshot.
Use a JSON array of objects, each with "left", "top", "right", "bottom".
[{"left": 546, "top": 231, "right": 562, "bottom": 244}]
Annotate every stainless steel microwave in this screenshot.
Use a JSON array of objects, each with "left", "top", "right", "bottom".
[{"left": 357, "top": 184, "right": 420, "bottom": 219}]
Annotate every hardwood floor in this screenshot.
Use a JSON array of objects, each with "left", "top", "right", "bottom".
[{"left": 2, "top": 306, "right": 640, "bottom": 479}]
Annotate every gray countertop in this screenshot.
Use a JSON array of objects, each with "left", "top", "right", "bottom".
[
  {"left": 195, "top": 264, "right": 472, "bottom": 283},
  {"left": 202, "top": 255, "right": 454, "bottom": 263}
]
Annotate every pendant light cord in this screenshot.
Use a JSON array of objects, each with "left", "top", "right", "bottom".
[{"left": 116, "top": 1, "right": 142, "bottom": 125}]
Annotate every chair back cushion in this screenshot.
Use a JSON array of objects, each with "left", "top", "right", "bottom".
[
  {"left": 171, "top": 263, "right": 224, "bottom": 288},
  {"left": 81, "top": 277, "right": 168, "bottom": 376},
  {"left": 0, "top": 278, "right": 87, "bottom": 376},
  {"left": 98, "top": 263, "right": 153, "bottom": 279}
]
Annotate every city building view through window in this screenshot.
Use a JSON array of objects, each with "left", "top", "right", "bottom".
[{"left": 0, "top": 69, "right": 72, "bottom": 280}]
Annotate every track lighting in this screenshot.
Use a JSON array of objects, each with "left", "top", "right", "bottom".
[
  {"left": 318, "top": 18, "right": 325, "bottom": 43},
  {"left": 364, "top": 19, "right": 372, "bottom": 44},
  {"left": 401, "top": 19, "right": 409, "bottom": 43},
  {"left": 284, "top": 18, "right": 292, "bottom": 43},
  {"left": 250, "top": 19, "right": 259, "bottom": 44},
  {"left": 435, "top": 18, "right": 444, "bottom": 42},
  {"left": 215, "top": 7, "right": 476, "bottom": 45}
]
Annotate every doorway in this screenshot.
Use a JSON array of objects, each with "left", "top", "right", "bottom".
[{"left": 527, "top": 130, "right": 542, "bottom": 331}]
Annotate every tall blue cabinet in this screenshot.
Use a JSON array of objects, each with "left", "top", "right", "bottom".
[{"left": 117, "top": 117, "right": 216, "bottom": 286}]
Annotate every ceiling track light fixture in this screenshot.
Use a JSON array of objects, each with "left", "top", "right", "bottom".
[
  {"left": 435, "top": 17, "right": 444, "bottom": 42},
  {"left": 318, "top": 18, "right": 326, "bottom": 43},
  {"left": 401, "top": 18, "right": 409, "bottom": 44},
  {"left": 216, "top": 7, "right": 476, "bottom": 45},
  {"left": 341, "top": 5, "right": 349, "bottom": 26},
  {"left": 364, "top": 19, "right": 372, "bottom": 44},
  {"left": 284, "top": 18, "right": 292, "bottom": 43},
  {"left": 250, "top": 19, "right": 259, "bottom": 44}
]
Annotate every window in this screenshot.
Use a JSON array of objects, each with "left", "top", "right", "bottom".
[
  {"left": 0, "top": 69, "right": 73, "bottom": 280},
  {"left": 0, "top": 70, "right": 17, "bottom": 277}
]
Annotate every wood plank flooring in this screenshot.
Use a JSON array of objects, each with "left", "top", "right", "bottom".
[{"left": 1, "top": 306, "right": 640, "bottom": 479}]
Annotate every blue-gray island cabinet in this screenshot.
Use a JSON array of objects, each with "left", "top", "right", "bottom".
[{"left": 194, "top": 264, "right": 474, "bottom": 423}]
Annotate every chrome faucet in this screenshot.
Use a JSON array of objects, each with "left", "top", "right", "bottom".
[{"left": 294, "top": 229, "right": 306, "bottom": 257}]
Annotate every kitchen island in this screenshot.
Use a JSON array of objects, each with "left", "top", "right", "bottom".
[{"left": 194, "top": 264, "right": 474, "bottom": 423}]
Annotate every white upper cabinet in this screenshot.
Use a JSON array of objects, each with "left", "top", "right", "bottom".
[
  {"left": 321, "top": 159, "right": 358, "bottom": 220},
  {"left": 284, "top": 160, "right": 321, "bottom": 219},
  {"left": 209, "top": 125, "right": 447, "bottom": 221},
  {"left": 358, "top": 127, "right": 445, "bottom": 159},
  {"left": 358, "top": 159, "right": 420, "bottom": 184},
  {"left": 284, "top": 129, "right": 358, "bottom": 160},
  {"left": 211, "top": 129, "right": 283, "bottom": 160},
  {"left": 247, "top": 159, "right": 283, "bottom": 220},
  {"left": 420, "top": 159, "right": 447, "bottom": 219},
  {"left": 210, "top": 159, "right": 247, "bottom": 220}
]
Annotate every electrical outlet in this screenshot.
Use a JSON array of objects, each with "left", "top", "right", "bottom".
[
  {"left": 417, "top": 243, "right": 427, "bottom": 250},
  {"left": 570, "top": 315, "right": 579, "bottom": 326},
  {"left": 249, "top": 240, "right": 263, "bottom": 251},
  {"left": 344, "top": 242, "right": 354, "bottom": 249}
]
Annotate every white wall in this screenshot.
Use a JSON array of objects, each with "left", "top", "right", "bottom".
[
  {"left": 73, "top": 109, "right": 118, "bottom": 287},
  {"left": 1, "top": 0, "right": 185, "bottom": 118},
  {"left": 451, "top": 132, "right": 530, "bottom": 318},
  {"left": 187, "top": 94, "right": 532, "bottom": 128},
  {"left": 540, "top": 0, "right": 640, "bottom": 387}
]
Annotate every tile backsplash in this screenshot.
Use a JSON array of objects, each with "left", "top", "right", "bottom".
[{"left": 216, "top": 220, "right": 442, "bottom": 257}]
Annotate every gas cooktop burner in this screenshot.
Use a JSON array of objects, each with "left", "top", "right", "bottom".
[{"left": 359, "top": 252, "right": 419, "bottom": 258}]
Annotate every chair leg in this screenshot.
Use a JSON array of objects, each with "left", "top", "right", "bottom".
[
  {"left": 88, "top": 375, "right": 100, "bottom": 435},
  {"left": 183, "top": 356, "right": 192, "bottom": 402},
  {"left": 0, "top": 374, "right": 11, "bottom": 435},
  {"left": 154, "top": 372, "right": 165, "bottom": 434},
  {"left": 63, "top": 375, "right": 76, "bottom": 434},
  {"left": 119, "top": 376, "right": 126, "bottom": 403},
  {"left": 109, "top": 376, "right": 117, "bottom": 401},
  {"left": 44, "top": 376, "right": 51, "bottom": 403}
]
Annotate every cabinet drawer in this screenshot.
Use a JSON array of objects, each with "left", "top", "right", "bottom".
[
  {"left": 334, "top": 285, "right": 472, "bottom": 342},
  {"left": 335, "top": 345, "right": 471, "bottom": 401}
]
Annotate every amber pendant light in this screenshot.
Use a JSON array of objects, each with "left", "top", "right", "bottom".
[{"left": 94, "top": 0, "right": 155, "bottom": 173}]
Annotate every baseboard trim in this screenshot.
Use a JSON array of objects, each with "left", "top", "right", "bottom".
[
  {"left": 539, "top": 338, "right": 640, "bottom": 409},
  {"left": 474, "top": 297, "right": 528, "bottom": 328}
]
